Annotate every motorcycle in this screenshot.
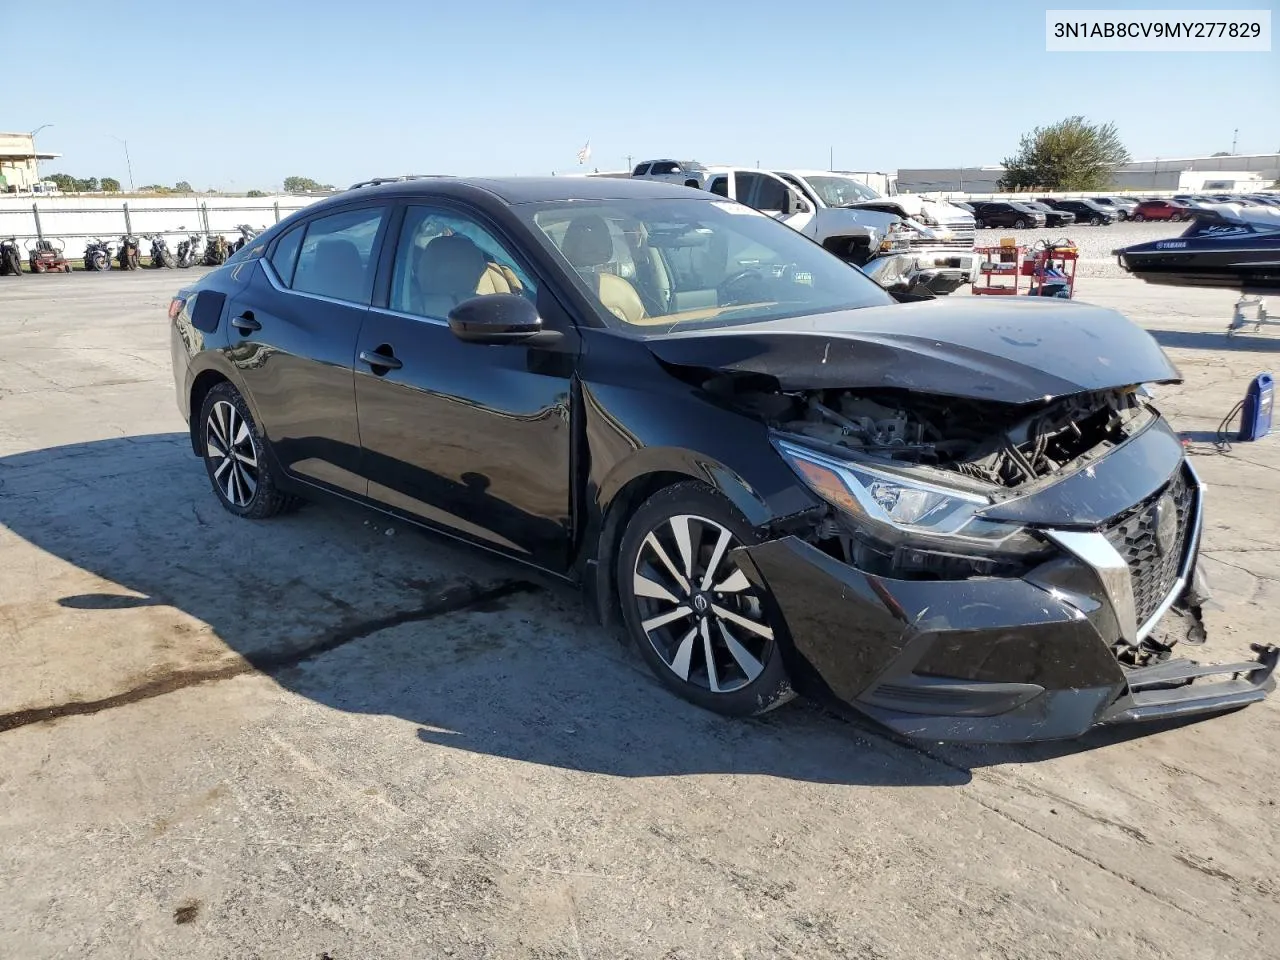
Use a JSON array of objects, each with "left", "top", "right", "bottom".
[
  {"left": 175, "top": 233, "right": 202, "bottom": 268},
  {"left": 83, "top": 237, "right": 114, "bottom": 272},
  {"left": 116, "top": 235, "right": 141, "bottom": 271},
  {"left": 203, "top": 234, "right": 228, "bottom": 266},
  {"left": 149, "top": 235, "right": 176, "bottom": 269},
  {"left": 0, "top": 237, "right": 22, "bottom": 276},
  {"left": 229, "top": 224, "right": 261, "bottom": 255}
]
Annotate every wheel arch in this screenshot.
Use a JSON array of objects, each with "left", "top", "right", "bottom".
[
  {"left": 582, "top": 446, "right": 774, "bottom": 632},
  {"left": 186, "top": 358, "right": 263, "bottom": 457}
]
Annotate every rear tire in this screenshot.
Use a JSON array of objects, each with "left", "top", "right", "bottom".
[
  {"left": 617, "top": 481, "right": 794, "bottom": 717},
  {"left": 198, "top": 382, "right": 302, "bottom": 520}
]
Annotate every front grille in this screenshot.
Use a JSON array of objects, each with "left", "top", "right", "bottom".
[
  {"left": 910, "top": 225, "right": 975, "bottom": 251},
  {"left": 1102, "top": 467, "right": 1195, "bottom": 630}
]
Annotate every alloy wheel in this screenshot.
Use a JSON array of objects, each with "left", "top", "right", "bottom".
[
  {"left": 631, "top": 514, "right": 774, "bottom": 694},
  {"left": 205, "top": 399, "right": 259, "bottom": 507}
]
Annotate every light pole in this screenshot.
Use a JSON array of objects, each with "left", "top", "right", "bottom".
[
  {"left": 29, "top": 123, "right": 53, "bottom": 190},
  {"left": 108, "top": 135, "right": 134, "bottom": 191}
]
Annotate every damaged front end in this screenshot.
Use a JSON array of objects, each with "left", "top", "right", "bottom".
[{"left": 707, "top": 377, "right": 1277, "bottom": 740}]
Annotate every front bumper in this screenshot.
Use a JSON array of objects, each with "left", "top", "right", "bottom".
[
  {"left": 911, "top": 248, "right": 977, "bottom": 289},
  {"left": 735, "top": 447, "right": 1276, "bottom": 742}
]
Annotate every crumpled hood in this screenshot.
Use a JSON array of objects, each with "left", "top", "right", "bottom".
[{"left": 647, "top": 297, "right": 1181, "bottom": 404}]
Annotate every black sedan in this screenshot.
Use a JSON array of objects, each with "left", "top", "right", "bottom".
[
  {"left": 1040, "top": 198, "right": 1118, "bottom": 225},
  {"left": 969, "top": 201, "right": 1047, "bottom": 229},
  {"left": 1017, "top": 200, "right": 1076, "bottom": 228},
  {"left": 169, "top": 175, "right": 1275, "bottom": 742}
]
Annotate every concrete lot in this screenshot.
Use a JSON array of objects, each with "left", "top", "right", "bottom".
[{"left": 1, "top": 268, "right": 1279, "bottom": 959}]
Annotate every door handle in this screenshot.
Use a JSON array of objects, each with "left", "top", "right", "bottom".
[
  {"left": 231, "top": 313, "right": 261, "bottom": 333},
  {"left": 359, "top": 348, "right": 402, "bottom": 371}
]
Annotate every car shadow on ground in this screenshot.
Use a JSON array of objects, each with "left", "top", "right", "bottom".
[
  {"left": 1149, "top": 328, "right": 1280, "bottom": 352},
  {"left": 0, "top": 436, "right": 1216, "bottom": 788}
]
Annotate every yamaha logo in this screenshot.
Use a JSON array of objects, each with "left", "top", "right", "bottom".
[{"left": 1153, "top": 494, "right": 1179, "bottom": 557}]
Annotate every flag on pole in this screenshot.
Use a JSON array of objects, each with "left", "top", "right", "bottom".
[{"left": 576, "top": 140, "right": 591, "bottom": 165}]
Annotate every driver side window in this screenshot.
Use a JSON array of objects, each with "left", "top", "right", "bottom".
[{"left": 389, "top": 207, "right": 537, "bottom": 321}]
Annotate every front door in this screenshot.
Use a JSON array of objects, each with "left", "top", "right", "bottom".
[
  {"left": 229, "top": 203, "right": 388, "bottom": 495},
  {"left": 353, "top": 203, "right": 578, "bottom": 570}
]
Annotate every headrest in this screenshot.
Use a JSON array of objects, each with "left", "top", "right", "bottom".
[
  {"left": 560, "top": 215, "right": 614, "bottom": 269},
  {"left": 416, "top": 234, "right": 487, "bottom": 297}
]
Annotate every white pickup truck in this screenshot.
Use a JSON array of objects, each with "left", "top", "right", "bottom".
[
  {"left": 772, "top": 170, "right": 978, "bottom": 293},
  {"left": 671, "top": 166, "right": 960, "bottom": 293}
]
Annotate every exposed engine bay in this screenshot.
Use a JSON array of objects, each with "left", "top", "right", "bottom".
[{"left": 709, "top": 377, "right": 1156, "bottom": 490}]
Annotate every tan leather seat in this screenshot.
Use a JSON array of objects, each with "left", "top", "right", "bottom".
[
  {"left": 476, "top": 261, "right": 523, "bottom": 295},
  {"left": 412, "top": 235, "right": 488, "bottom": 317},
  {"left": 560, "top": 215, "right": 646, "bottom": 324}
]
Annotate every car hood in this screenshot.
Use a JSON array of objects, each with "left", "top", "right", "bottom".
[{"left": 647, "top": 297, "right": 1181, "bottom": 404}]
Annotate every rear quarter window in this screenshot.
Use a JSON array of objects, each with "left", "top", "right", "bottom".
[{"left": 269, "top": 225, "right": 304, "bottom": 286}]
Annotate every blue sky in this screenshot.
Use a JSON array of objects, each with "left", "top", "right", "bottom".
[{"left": 7, "top": 0, "right": 1277, "bottom": 190}]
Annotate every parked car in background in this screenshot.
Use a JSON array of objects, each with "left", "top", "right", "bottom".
[
  {"left": 770, "top": 170, "right": 977, "bottom": 293},
  {"left": 1172, "top": 195, "right": 1215, "bottom": 211},
  {"left": 1018, "top": 201, "right": 1076, "bottom": 228},
  {"left": 1131, "top": 199, "right": 1193, "bottom": 221},
  {"left": 1091, "top": 196, "right": 1138, "bottom": 220},
  {"left": 631, "top": 159, "right": 710, "bottom": 188},
  {"left": 170, "top": 174, "right": 1276, "bottom": 740},
  {"left": 969, "top": 201, "right": 1047, "bottom": 229},
  {"left": 1038, "top": 198, "right": 1117, "bottom": 226}
]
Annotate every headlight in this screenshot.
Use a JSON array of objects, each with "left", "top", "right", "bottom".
[{"left": 772, "top": 437, "right": 1046, "bottom": 559}]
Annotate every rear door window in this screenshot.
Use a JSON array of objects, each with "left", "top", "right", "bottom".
[
  {"left": 291, "top": 206, "right": 386, "bottom": 304},
  {"left": 709, "top": 177, "right": 729, "bottom": 198}
]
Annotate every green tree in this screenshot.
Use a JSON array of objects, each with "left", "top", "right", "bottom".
[
  {"left": 174, "top": 180, "right": 194, "bottom": 193},
  {"left": 246, "top": 189, "right": 266, "bottom": 197},
  {"left": 101, "top": 177, "right": 121, "bottom": 192},
  {"left": 283, "top": 175, "right": 323, "bottom": 192},
  {"left": 73, "top": 177, "right": 100, "bottom": 192},
  {"left": 999, "top": 116, "right": 1131, "bottom": 192},
  {"left": 1211, "top": 151, "right": 1233, "bottom": 157},
  {"left": 46, "top": 173, "right": 77, "bottom": 192}
]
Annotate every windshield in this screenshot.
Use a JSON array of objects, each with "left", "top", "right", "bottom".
[
  {"left": 797, "top": 175, "right": 880, "bottom": 207},
  {"left": 521, "top": 197, "right": 893, "bottom": 335}
]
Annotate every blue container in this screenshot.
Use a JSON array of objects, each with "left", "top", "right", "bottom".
[{"left": 1240, "top": 373, "right": 1274, "bottom": 442}]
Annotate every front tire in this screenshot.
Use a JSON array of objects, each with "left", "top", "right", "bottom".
[
  {"left": 617, "top": 482, "right": 793, "bottom": 717},
  {"left": 1132, "top": 213, "right": 1145, "bottom": 222},
  {"left": 1012, "top": 218, "right": 1026, "bottom": 229},
  {"left": 198, "top": 382, "right": 300, "bottom": 519}
]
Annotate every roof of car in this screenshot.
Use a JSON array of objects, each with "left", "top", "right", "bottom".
[{"left": 343, "top": 175, "right": 706, "bottom": 204}]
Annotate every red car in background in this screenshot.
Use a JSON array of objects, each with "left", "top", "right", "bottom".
[{"left": 1131, "top": 199, "right": 1193, "bottom": 222}]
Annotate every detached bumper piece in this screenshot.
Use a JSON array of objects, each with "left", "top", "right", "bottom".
[{"left": 1100, "top": 644, "right": 1279, "bottom": 725}]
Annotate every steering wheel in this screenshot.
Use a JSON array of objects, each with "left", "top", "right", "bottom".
[{"left": 717, "top": 269, "right": 768, "bottom": 305}]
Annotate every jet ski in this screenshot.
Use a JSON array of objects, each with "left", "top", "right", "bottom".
[{"left": 1115, "top": 205, "right": 1280, "bottom": 294}]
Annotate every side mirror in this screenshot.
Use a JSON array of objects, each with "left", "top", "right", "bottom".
[
  {"left": 781, "top": 188, "right": 808, "bottom": 216},
  {"left": 447, "top": 293, "right": 544, "bottom": 344}
]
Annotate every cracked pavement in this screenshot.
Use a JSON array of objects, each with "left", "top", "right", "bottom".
[{"left": 1, "top": 270, "right": 1278, "bottom": 959}]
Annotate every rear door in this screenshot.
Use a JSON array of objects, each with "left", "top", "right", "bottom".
[
  {"left": 229, "top": 203, "right": 389, "bottom": 495},
  {"left": 353, "top": 202, "right": 579, "bottom": 569}
]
